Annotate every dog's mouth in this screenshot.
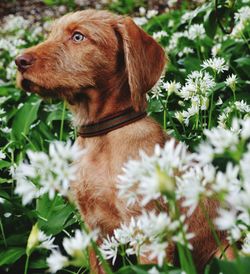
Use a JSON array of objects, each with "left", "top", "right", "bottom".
[
  {"left": 20, "top": 77, "right": 62, "bottom": 99},
  {"left": 18, "top": 76, "right": 87, "bottom": 104}
]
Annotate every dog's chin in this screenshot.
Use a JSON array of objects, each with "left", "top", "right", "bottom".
[
  {"left": 20, "top": 78, "right": 61, "bottom": 99},
  {"left": 19, "top": 78, "right": 88, "bottom": 105}
]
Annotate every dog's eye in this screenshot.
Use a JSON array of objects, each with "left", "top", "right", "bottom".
[{"left": 72, "top": 32, "right": 85, "bottom": 42}]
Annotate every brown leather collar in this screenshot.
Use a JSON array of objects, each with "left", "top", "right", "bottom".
[{"left": 78, "top": 107, "right": 147, "bottom": 138}]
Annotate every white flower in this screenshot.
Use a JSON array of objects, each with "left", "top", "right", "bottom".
[
  {"left": 203, "top": 127, "right": 238, "bottom": 154},
  {"left": 26, "top": 224, "right": 56, "bottom": 254},
  {"left": 235, "top": 100, "right": 250, "bottom": 112},
  {"left": 202, "top": 57, "right": 229, "bottom": 73},
  {"left": 153, "top": 30, "right": 168, "bottom": 40},
  {"left": 0, "top": 151, "right": 5, "bottom": 160},
  {"left": 14, "top": 178, "right": 38, "bottom": 205},
  {"left": 225, "top": 74, "right": 237, "bottom": 89},
  {"left": 240, "top": 118, "right": 250, "bottom": 140},
  {"left": 175, "top": 111, "right": 184, "bottom": 124},
  {"left": 214, "top": 208, "right": 237, "bottom": 231},
  {"left": 163, "top": 80, "right": 181, "bottom": 95},
  {"left": 179, "top": 71, "right": 216, "bottom": 100},
  {"left": 102, "top": 211, "right": 178, "bottom": 266},
  {"left": 63, "top": 229, "right": 97, "bottom": 257},
  {"left": 167, "top": 32, "right": 185, "bottom": 51},
  {"left": 177, "top": 165, "right": 215, "bottom": 214},
  {"left": 1, "top": 127, "right": 11, "bottom": 134},
  {"left": 216, "top": 97, "right": 223, "bottom": 105},
  {"left": 218, "top": 102, "right": 250, "bottom": 128},
  {"left": 234, "top": 6, "right": 250, "bottom": 23},
  {"left": 6, "top": 61, "right": 17, "bottom": 80},
  {"left": 186, "top": 24, "right": 205, "bottom": 40},
  {"left": 178, "top": 47, "right": 194, "bottom": 57},
  {"left": 14, "top": 141, "right": 84, "bottom": 203},
  {"left": 150, "top": 87, "right": 164, "bottom": 100},
  {"left": 211, "top": 43, "right": 221, "bottom": 57},
  {"left": 148, "top": 266, "right": 160, "bottom": 274},
  {"left": 142, "top": 242, "right": 168, "bottom": 266},
  {"left": 213, "top": 163, "right": 240, "bottom": 194},
  {"left": 38, "top": 231, "right": 57, "bottom": 250},
  {"left": 100, "top": 235, "right": 119, "bottom": 265},
  {"left": 3, "top": 15, "right": 29, "bottom": 32},
  {"left": 117, "top": 140, "right": 191, "bottom": 206},
  {"left": 47, "top": 250, "right": 68, "bottom": 273},
  {"left": 133, "top": 17, "right": 148, "bottom": 26},
  {"left": 146, "top": 10, "right": 158, "bottom": 19},
  {"left": 139, "top": 7, "right": 146, "bottom": 16},
  {"left": 242, "top": 232, "right": 250, "bottom": 255},
  {"left": 168, "top": 0, "right": 178, "bottom": 8}
]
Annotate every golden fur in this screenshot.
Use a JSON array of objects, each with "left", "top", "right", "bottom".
[{"left": 16, "top": 10, "right": 232, "bottom": 274}]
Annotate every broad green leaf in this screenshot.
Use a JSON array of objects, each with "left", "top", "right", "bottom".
[
  {"left": 29, "top": 257, "right": 47, "bottom": 269},
  {"left": 37, "top": 195, "right": 76, "bottom": 235},
  {"left": 235, "top": 56, "right": 250, "bottom": 67},
  {"left": 208, "top": 257, "right": 250, "bottom": 274},
  {"left": 0, "top": 160, "right": 11, "bottom": 169},
  {"left": 0, "top": 248, "right": 25, "bottom": 266},
  {"left": 204, "top": 10, "right": 217, "bottom": 39},
  {"left": 11, "top": 97, "right": 41, "bottom": 142}
]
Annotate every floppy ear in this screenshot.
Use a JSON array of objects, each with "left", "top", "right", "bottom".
[{"left": 116, "top": 17, "right": 166, "bottom": 111}]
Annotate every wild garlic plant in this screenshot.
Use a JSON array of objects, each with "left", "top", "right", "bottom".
[
  {"left": 111, "top": 117, "right": 250, "bottom": 270},
  {"left": 13, "top": 141, "right": 84, "bottom": 204}
]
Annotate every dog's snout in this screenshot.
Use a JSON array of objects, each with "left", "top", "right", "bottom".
[{"left": 15, "top": 54, "right": 34, "bottom": 72}]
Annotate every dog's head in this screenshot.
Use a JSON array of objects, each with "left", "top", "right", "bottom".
[{"left": 16, "top": 10, "right": 166, "bottom": 111}]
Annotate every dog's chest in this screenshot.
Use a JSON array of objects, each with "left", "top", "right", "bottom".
[{"left": 72, "top": 140, "right": 128, "bottom": 234}]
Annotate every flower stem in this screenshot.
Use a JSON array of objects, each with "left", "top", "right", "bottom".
[
  {"left": 0, "top": 218, "right": 7, "bottom": 248},
  {"left": 208, "top": 91, "right": 214, "bottom": 129},
  {"left": 163, "top": 109, "right": 167, "bottom": 130},
  {"left": 60, "top": 100, "right": 66, "bottom": 141},
  {"left": 24, "top": 254, "right": 29, "bottom": 274},
  {"left": 90, "top": 240, "right": 113, "bottom": 274},
  {"left": 171, "top": 200, "right": 197, "bottom": 274}
]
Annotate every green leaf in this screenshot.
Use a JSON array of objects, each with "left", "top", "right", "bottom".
[
  {"left": 11, "top": 97, "right": 41, "bottom": 142},
  {"left": 37, "top": 195, "right": 76, "bottom": 235},
  {"left": 29, "top": 257, "right": 47, "bottom": 269},
  {"left": 0, "top": 190, "right": 10, "bottom": 200},
  {"left": 208, "top": 257, "right": 250, "bottom": 274},
  {"left": 235, "top": 56, "right": 250, "bottom": 68},
  {"left": 204, "top": 10, "right": 217, "bottom": 39},
  {"left": 116, "top": 264, "right": 181, "bottom": 274},
  {"left": 116, "top": 265, "right": 149, "bottom": 274},
  {"left": 183, "top": 57, "right": 201, "bottom": 73},
  {"left": 0, "top": 247, "right": 25, "bottom": 266},
  {"left": 0, "top": 160, "right": 11, "bottom": 169}
]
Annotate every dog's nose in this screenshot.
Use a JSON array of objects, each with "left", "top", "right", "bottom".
[{"left": 15, "top": 54, "right": 34, "bottom": 72}]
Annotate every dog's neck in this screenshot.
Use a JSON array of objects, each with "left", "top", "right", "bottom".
[{"left": 68, "top": 75, "right": 133, "bottom": 127}]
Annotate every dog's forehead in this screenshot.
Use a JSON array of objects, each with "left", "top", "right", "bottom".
[{"left": 50, "top": 11, "right": 120, "bottom": 38}]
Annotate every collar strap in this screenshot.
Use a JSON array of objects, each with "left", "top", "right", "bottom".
[{"left": 78, "top": 107, "right": 147, "bottom": 138}]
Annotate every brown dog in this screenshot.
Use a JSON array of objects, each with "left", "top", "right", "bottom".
[{"left": 15, "top": 10, "right": 231, "bottom": 273}]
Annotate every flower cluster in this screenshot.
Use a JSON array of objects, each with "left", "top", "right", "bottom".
[
  {"left": 0, "top": 15, "right": 48, "bottom": 82},
  {"left": 47, "top": 229, "right": 98, "bottom": 273},
  {"left": 101, "top": 211, "right": 193, "bottom": 266},
  {"left": 117, "top": 139, "right": 191, "bottom": 206},
  {"left": 175, "top": 70, "right": 216, "bottom": 125},
  {"left": 117, "top": 117, "right": 250, "bottom": 248},
  {"left": 231, "top": 6, "right": 250, "bottom": 38},
  {"left": 13, "top": 141, "right": 84, "bottom": 204}
]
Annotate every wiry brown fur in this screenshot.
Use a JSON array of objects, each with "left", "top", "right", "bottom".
[{"left": 16, "top": 10, "right": 232, "bottom": 274}]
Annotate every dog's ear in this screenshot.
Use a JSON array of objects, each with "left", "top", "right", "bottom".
[{"left": 116, "top": 17, "right": 166, "bottom": 111}]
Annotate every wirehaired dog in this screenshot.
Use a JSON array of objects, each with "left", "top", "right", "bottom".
[{"left": 16, "top": 10, "right": 232, "bottom": 273}]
